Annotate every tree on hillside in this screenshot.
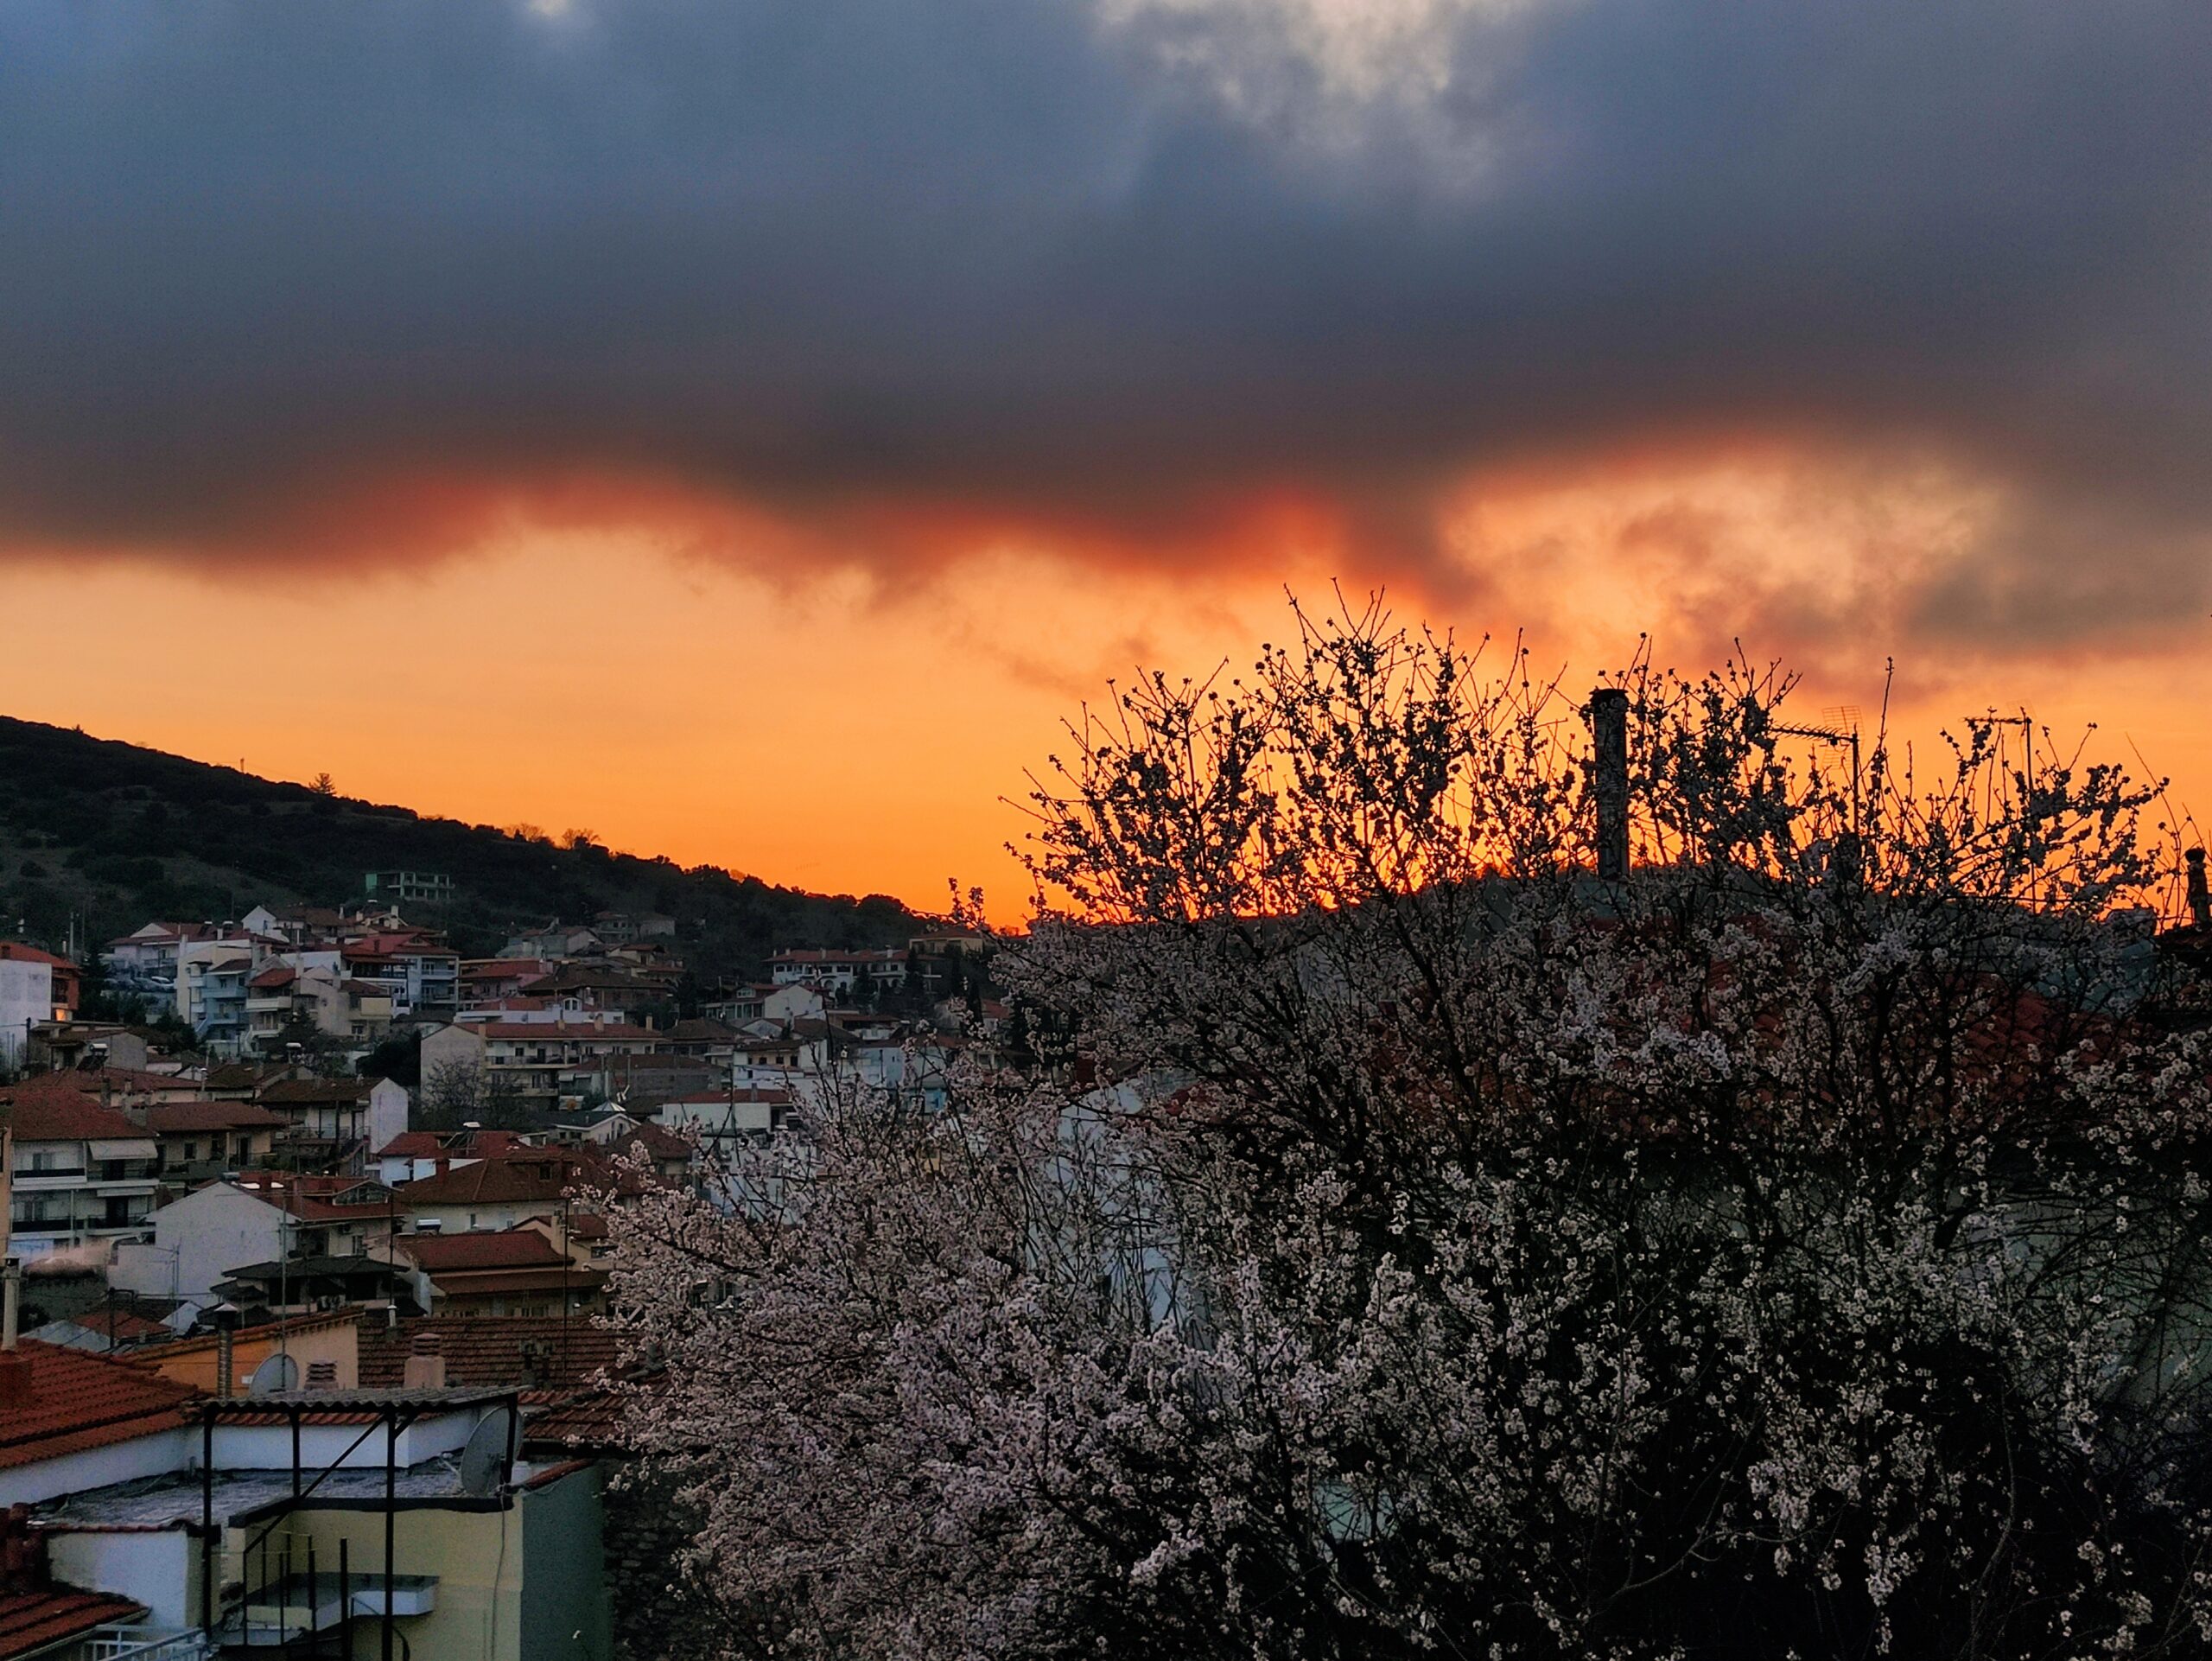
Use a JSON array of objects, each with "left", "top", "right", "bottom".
[{"left": 429, "top": 603, "right": 2212, "bottom": 1657}]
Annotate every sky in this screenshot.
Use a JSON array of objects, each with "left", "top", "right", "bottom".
[{"left": 2, "top": 0, "right": 2208, "bottom": 917}]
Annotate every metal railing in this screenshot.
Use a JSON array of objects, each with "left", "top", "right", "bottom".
[{"left": 86, "top": 1626, "right": 213, "bottom": 1661}]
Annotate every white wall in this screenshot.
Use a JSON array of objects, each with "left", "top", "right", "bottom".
[
  {"left": 213, "top": 1406, "right": 482, "bottom": 1472},
  {"left": 112, "top": 1183, "right": 287, "bottom": 1307},
  {"left": 367, "top": 1079, "right": 410, "bottom": 1157},
  {"left": 0, "top": 1426, "right": 194, "bottom": 1508},
  {"left": 0, "top": 957, "right": 53, "bottom": 1066},
  {"left": 47, "top": 1528, "right": 194, "bottom": 1630}
]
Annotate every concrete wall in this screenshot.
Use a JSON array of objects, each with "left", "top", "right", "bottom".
[
  {"left": 113, "top": 1183, "right": 286, "bottom": 1307},
  {"left": 0, "top": 1426, "right": 194, "bottom": 1508},
  {"left": 46, "top": 1527, "right": 194, "bottom": 1630},
  {"left": 251, "top": 1470, "right": 607, "bottom": 1661},
  {"left": 0, "top": 957, "right": 54, "bottom": 1066},
  {"left": 367, "top": 1079, "right": 410, "bottom": 1160},
  {"left": 138, "top": 1319, "right": 359, "bottom": 1395}
]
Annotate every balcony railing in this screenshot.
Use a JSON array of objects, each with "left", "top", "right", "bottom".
[{"left": 86, "top": 1626, "right": 212, "bottom": 1661}]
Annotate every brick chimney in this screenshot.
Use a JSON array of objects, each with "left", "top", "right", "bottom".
[
  {"left": 402, "top": 1330, "right": 446, "bottom": 1391},
  {"left": 2189, "top": 847, "right": 2210, "bottom": 932}
]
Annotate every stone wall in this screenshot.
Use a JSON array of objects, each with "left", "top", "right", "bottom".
[{"left": 601, "top": 1465, "right": 736, "bottom": 1660}]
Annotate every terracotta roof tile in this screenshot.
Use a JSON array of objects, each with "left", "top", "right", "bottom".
[
  {"left": 397, "top": 1152, "right": 604, "bottom": 1206},
  {"left": 0, "top": 1588, "right": 147, "bottom": 1658},
  {"left": 144, "top": 1102, "right": 288, "bottom": 1134},
  {"left": 359, "top": 1317, "right": 624, "bottom": 1391},
  {"left": 0, "top": 1076, "right": 147, "bottom": 1141},
  {"left": 397, "top": 1231, "right": 569, "bottom": 1271},
  {"left": 0, "top": 1340, "right": 198, "bottom": 1472}
]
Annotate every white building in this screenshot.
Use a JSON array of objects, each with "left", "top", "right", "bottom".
[
  {"left": 1, "top": 1075, "right": 160, "bottom": 1259},
  {"left": 0, "top": 945, "right": 65, "bottom": 1067}
]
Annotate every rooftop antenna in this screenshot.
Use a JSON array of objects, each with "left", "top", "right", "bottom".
[
  {"left": 1770, "top": 709, "right": 1865, "bottom": 838},
  {"left": 458, "top": 1407, "right": 518, "bottom": 1498}
]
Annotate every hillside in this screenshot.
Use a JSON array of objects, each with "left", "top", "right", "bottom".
[{"left": 0, "top": 715, "right": 928, "bottom": 990}]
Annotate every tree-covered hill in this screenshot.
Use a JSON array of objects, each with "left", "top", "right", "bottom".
[{"left": 0, "top": 715, "right": 927, "bottom": 986}]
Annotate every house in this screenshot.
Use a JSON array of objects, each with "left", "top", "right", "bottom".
[
  {"left": 589, "top": 911, "right": 676, "bottom": 945},
  {"left": 388, "top": 1231, "right": 607, "bottom": 1317},
  {"left": 210, "top": 1255, "right": 413, "bottom": 1317},
  {"left": 20, "top": 1310, "right": 175, "bottom": 1355},
  {"left": 456, "top": 958, "right": 552, "bottom": 1007},
  {"left": 515, "top": 964, "right": 664, "bottom": 1020},
  {"left": 499, "top": 923, "right": 601, "bottom": 960},
  {"left": 0, "top": 1077, "right": 160, "bottom": 1260},
  {"left": 544, "top": 1111, "right": 694, "bottom": 1182},
  {"left": 373, "top": 1127, "right": 537, "bottom": 1187},
  {"left": 255, "top": 1077, "right": 410, "bottom": 1172},
  {"left": 420, "top": 1021, "right": 665, "bottom": 1116},
  {"left": 142, "top": 1099, "right": 287, "bottom": 1184},
  {"left": 558, "top": 1053, "right": 719, "bottom": 1112},
  {"left": 110, "top": 1175, "right": 400, "bottom": 1313},
  {"left": 22, "top": 1022, "right": 171, "bottom": 1074},
  {"left": 700, "top": 981, "right": 825, "bottom": 1026},
  {"left": 655, "top": 1086, "right": 791, "bottom": 1153},
  {"left": 3, "top": 1333, "right": 613, "bottom": 1660},
  {"left": 768, "top": 946, "right": 908, "bottom": 996},
  {"left": 0, "top": 1338, "right": 201, "bottom": 1509},
  {"left": 340, "top": 932, "right": 461, "bottom": 1017},
  {"left": 239, "top": 904, "right": 352, "bottom": 946},
  {"left": 0, "top": 945, "right": 78, "bottom": 1068},
  {"left": 363, "top": 869, "right": 454, "bottom": 906},
  {"left": 391, "top": 1151, "right": 601, "bottom": 1236},
  {"left": 512, "top": 1211, "right": 613, "bottom": 1269},
  {"left": 126, "top": 1308, "right": 363, "bottom": 1394},
  {"left": 175, "top": 937, "right": 274, "bottom": 1047}
]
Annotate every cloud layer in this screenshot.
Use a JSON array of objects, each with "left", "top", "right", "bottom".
[{"left": 3, "top": 0, "right": 2209, "bottom": 656}]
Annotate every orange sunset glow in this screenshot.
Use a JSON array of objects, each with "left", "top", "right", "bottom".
[{"left": 3, "top": 0, "right": 2209, "bottom": 919}]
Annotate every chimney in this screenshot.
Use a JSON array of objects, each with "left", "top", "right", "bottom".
[
  {"left": 2189, "top": 848, "right": 2210, "bottom": 932},
  {"left": 402, "top": 1331, "right": 447, "bottom": 1391},
  {"left": 215, "top": 1327, "right": 234, "bottom": 1398},
  {"left": 0, "top": 1260, "right": 28, "bottom": 1399},
  {"left": 1588, "top": 688, "right": 1630, "bottom": 881}
]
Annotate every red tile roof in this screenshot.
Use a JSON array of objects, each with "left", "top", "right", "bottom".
[
  {"left": 396, "top": 1231, "right": 570, "bottom": 1271},
  {"left": 0, "top": 1588, "right": 147, "bottom": 1659},
  {"left": 0, "top": 1076, "right": 147, "bottom": 1142},
  {"left": 375, "top": 1129, "right": 537, "bottom": 1161},
  {"left": 466, "top": 1021, "right": 662, "bottom": 1042},
  {"left": 423, "top": 1266, "right": 606, "bottom": 1297},
  {"left": 608, "top": 1121, "right": 693, "bottom": 1162},
  {"left": 0, "top": 1340, "right": 199, "bottom": 1472},
  {"left": 73, "top": 1064, "right": 200, "bottom": 1095},
  {"left": 358, "top": 1317, "right": 624, "bottom": 1391},
  {"left": 257, "top": 1079, "right": 377, "bottom": 1105},
  {"left": 144, "top": 1101, "right": 288, "bottom": 1134},
  {"left": 0, "top": 942, "right": 76, "bottom": 971},
  {"left": 397, "top": 1154, "right": 602, "bottom": 1206}
]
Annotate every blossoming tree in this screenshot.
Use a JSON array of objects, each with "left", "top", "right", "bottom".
[{"left": 608, "top": 600, "right": 2212, "bottom": 1659}]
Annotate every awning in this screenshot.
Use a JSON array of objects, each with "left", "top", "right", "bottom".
[{"left": 88, "top": 1138, "right": 159, "bottom": 1161}]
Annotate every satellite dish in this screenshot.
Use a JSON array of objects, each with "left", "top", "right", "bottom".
[
  {"left": 458, "top": 1408, "right": 517, "bottom": 1498},
  {"left": 246, "top": 1352, "right": 300, "bottom": 1396}
]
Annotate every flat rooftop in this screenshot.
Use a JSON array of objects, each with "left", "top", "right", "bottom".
[{"left": 31, "top": 1456, "right": 534, "bottom": 1530}]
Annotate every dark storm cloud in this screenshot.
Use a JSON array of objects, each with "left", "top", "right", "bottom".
[{"left": 1, "top": 0, "right": 2207, "bottom": 648}]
